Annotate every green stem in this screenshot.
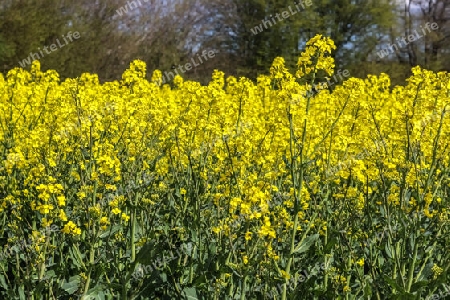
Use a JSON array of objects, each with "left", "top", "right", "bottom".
[
  {"left": 282, "top": 69, "right": 315, "bottom": 300},
  {"left": 131, "top": 192, "right": 139, "bottom": 263},
  {"left": 240, "top": 275, "right": 247, "bottom": 300},
  {"left": 406, "top": 240, "right": 419, "bottom": 292}
]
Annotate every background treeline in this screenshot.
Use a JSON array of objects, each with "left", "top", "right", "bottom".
[{"left": 0, "top": 0, "right": 449, "bottom": 85}]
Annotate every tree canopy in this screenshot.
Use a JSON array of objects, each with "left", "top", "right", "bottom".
[{"left": 0, "top": 0, "right": 449, "bottom": 85}]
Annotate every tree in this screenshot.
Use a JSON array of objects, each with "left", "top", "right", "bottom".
[
  {"left": 0, "top": 0, "right": 237, "bottom": 82},
  {"left": 0, "top": 0, "right": 70, "bottom": 75},
  {"left": 416, "top": 0, "right": 450, "bottom": 71},
  {"left": 372, "top": 0, "right": 450, "bottom": 86},
  {"left": 226, "top": 0, "right": 395, "bottom": 80}
]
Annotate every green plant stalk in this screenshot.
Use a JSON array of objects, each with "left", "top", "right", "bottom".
[
  {"left": 399, "top": 241, "right": 406, "bottom": 288},
  {"left": 13, "top": 250, "right": 21, "bottom": 294},
  {"left": 281, "top": 111, "right": 301, "bottom": 300},
  {"left": 415, "top": 240, "right": 437, "bottom": 282},
  {"left": 38, "top": 232, "right": 50, "bottom": 280},
  {"left": 130, "top": 192, "right": 139, "bottom": 263},
  {"left": 83, "top": 272, "right": 92, "bottom": 296},
  {"left": 225, "top": 251, "right": 233, "bottom": 297},
  {"left": 392, "top": 257, "right": 397, "bottom": 289},
  {"left": 387, "top": 225, "right": 401, "bottom": 294},
  {"left": 240, "top": 274, "right": 247, "bottom": 300},
  {"left": 130, "top": 209, "right": 136, "bottom": 262},
  {"left": 346, "top": 252, "right": 352, "bottom": 300},
  {"left": 121, "top": 275, "right": 128, "bottom": 300},
  {"left": 282, "top": 68, "right": 316, "bottom": 300},
  {"left": 82, "top": 244, "right": 96, "bottom": 298},
  {"left": 406, "top": 239, "right": 419, "bottom": 292},
  {"left": 391, "top": 242, "right": 406, "bottom": 292},
  {"left": 369, "top": 241, "right": 382, "bottom": 300},
  {"left": 324, "top": 225, "right": 328, "bottom": 290},
  {"left": 189, "top": 244, "right": 196, "bottom": 283},
  {"left": 227, "top": 279, "right": 234, "bottom": 298}
]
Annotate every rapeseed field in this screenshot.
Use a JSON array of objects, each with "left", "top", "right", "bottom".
[{"left": 0, "top": 35, "right": 448, "bottom": 300}]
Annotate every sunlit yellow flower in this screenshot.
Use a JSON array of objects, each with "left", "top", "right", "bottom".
[
  {"left": 357, "top": 258, "right": 364, "bottom": 267},
  {"left": 57, "top": 195, "right": 66, "bottom": 206},
  {"left": 111, "top": 208, "right": 121, "bottom": 215},
  {"left": 62, "top": 221, "right": 81, "bottom": 236},
  {"left": 59, "top": 209, "right": 68, "bottom": 222},
  {"left": 41, "top": 217, "right": 53, "bottom": 227},
  {"left": 121, "top": 213, "right": 130, "bottom": 222},
  {"left": 37, "top": 204, "right": 54, "bottom": 214}
]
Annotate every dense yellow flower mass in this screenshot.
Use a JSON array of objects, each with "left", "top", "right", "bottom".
[
  {"left": 61, "top": 220, "right": 82, "bottom": 236},
  {"left": 0, "top": 35, "right": 448, "bottom": 299}
]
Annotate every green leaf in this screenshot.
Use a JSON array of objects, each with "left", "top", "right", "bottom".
[
  {"left": 364, "top": 283, "right": 372, "bottom": 297},
  {"left": 383, "top": 275, "right": 404, "bottom": 293},
  {"left": 0, "top": 275, "right": 7, "bottom": 290},
  {"left": 294, "top": 234, "right": 320, "bottom": 254},
  {"left": 324, "top": 237, "right": 337, "bottom": 254},
  {"left": 384, "top": 243, "right": 393, "bottom": 259},
  {"left": 209, "top": 243, "right": 216, "bottom": 253},
  {"left": 183, "top": 287, "right": 198, "bottom": 300},
  {"left": 410, "top": 280, "right": 428, "bottom": 293},
  {"left": 43, "top": 270, "right": 56, "bottom": 280},
  {"left": 392, "top": 292, "right": 416, "bottom": 300},
  {"left": 193, "top": 274, "right": 209, "bottom": 287},
  {"left": 135, "top": 242, "right": 156, "bottom": 265},
  {"left": 18, "top": 286, "right": 25, "bottom": 300},
  {"left": 61, "top": 275, "right": 81, "bottom": 295},
  {"left": 69, "top": 247, "right": 83, "bottom": 268},
  {"left": 83, "top": 284, "right": 112, "bottom": 300},
  {"left": 99, "top": 224, "right": 122, "bottom": 239}
]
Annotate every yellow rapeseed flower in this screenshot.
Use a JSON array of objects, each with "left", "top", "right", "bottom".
[{"left": 62, "top": 221, "right": 81, "bottom": 236}]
